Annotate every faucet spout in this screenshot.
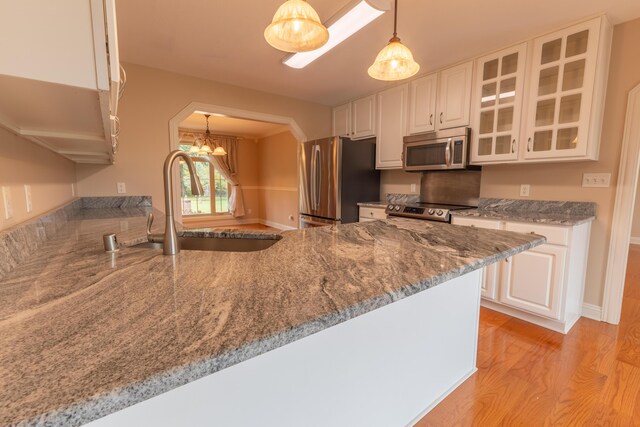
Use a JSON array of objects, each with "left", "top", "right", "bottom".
[{"left": 161, "top": 150, "right": 203, "bottom": 255}]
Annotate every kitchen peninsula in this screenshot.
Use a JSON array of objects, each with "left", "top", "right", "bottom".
[{"left": 0, "top": 199, "right": 544, "bottom": 426}]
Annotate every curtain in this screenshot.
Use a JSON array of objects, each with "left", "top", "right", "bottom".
[{"left": 184, "top": 131, "right": 246, "bottom": 218}]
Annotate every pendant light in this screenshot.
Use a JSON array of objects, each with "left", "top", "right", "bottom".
[
  {"left": 190, "top": 114, "right": 227, "bottom": 156},
  {"left": 368, "top": 0, "right": 419, "bottom": 81},
  {"left": 264, "top": 0, "right": 329, "bottom": 53}
]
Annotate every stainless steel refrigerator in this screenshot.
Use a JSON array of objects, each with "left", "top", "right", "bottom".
[{"left": 299, "top": 136, "right": 380, "bottom": 227}]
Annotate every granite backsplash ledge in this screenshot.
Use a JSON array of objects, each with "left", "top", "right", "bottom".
[
  {"left": 478, "top": 198, "right": 597, "bottom": 216},
  {"left": 0, "top": 196, "right": 152, "bottom": 280}
]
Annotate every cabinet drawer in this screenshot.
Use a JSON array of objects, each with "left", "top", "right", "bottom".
[
  {"left": 359, "top": 207, "right": 387, "bottom": 220},
  {"left": 504, "top": 222, "right": 569, "bottom": 246},
  {"left": 451, "top": 217, "right": 501, "bottom": 230}
]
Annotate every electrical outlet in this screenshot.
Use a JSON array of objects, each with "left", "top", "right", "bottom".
[
  {"left": 582, "top": 173, "right": 611, "bottom": 188},
  {"left": 2, "top": 186, "right": 13, "bottom": 219},
  {"left": 117, "top": 182, "right": 126, "bottom": 194},
  {"left": 24, "top": 185, "right": 32, "bottom": 213},
  {"left": 247, "top": 208, "right": 252, "bottom": 215},
  {"left": 410, "top": 183, "right": 417, "bottom": 193},
  {"left": 520, "top": 184, "right": 530, "bottom": 197}
]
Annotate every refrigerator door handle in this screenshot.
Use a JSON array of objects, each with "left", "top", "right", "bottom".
[
  {"left": 315, "top": 145, "right": 322, "bottom": 210},
  {"left": 310, "top": 145, "right": 317, "bottom": 211}
]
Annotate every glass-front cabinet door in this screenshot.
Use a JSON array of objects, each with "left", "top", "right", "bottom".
[
  {"left": 471, "top": 43, "right": 527, "bottom": 164},
  {"left": 523, "top": 19, "right": 602, "bottom": 160}
]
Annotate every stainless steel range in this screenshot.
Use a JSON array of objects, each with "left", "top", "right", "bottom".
[
  {"left": 386, "top": 170, "right": 482, "bottom": 223},
  {"left": 385, "top": 202, "right": 475, "bottom": 222}
]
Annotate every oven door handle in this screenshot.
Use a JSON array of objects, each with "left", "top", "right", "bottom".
[{"left": 445, "top": 138, "right": 452, "bottom": 167}]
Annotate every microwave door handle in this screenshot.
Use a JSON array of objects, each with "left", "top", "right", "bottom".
[{"left": 445, "top": 138, "right": 452, "bottom": 167}]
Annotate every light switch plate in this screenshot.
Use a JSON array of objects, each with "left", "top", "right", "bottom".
[
  {"left": 117, "top": 182, "right": 127, "bottom": 194},
  {"left": 24, "top": 185, "right": 32, "bottom": 213},
  {"left": 2, "top": 186, "right": 13, "bottom": 219},
  {"left": 582, "top": 173, "right": 611, "bottom": 188},
  {"left": 520, "top": 184, "right": 530, "bottom": 197},
  {"left": 410, "top": 184, "right": 417, "bottom": 193}
]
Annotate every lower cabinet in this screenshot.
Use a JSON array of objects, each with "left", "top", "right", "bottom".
[
  {"left": 359, "top": 206, "right": 387, "bottom": 222},
  {"left": 452, "top": 216, "right": 591, "bottom": 333}
]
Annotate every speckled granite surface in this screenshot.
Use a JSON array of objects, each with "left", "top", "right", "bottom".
[
  {"left": 451, "top": 198, "right": 596, "bottom": 225},
  {"left": 358, "top": 193, "right": 420, "bottom": 209},
  {"left": 0, "top": 207, "right": 544, "bottom": 426},
  {"left": 357, "top": 201, "right": 388, "bottom": 208}
]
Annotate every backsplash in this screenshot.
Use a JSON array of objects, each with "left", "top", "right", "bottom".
[{"left": 386, "top": 193, "right": 420, "bottom": 204}]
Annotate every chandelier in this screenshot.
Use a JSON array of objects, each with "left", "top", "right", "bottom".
[{"left": 189, "top": 114, "right": 227, "bottom": 156}]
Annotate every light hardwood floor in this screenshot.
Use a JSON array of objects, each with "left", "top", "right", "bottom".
[{"left": 417, "top": 244, "right": 640, "bottom": 426}]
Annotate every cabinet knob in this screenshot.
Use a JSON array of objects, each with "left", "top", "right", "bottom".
[
  {"left": 430, "top": 114, "right": 433, "bottom": 125},
  {"left": 511, "top": 139, "right": 516, "bottom": 153},
  {"left": 527, "top": 137, "right": 532, "bottom": 152},
  {"left": 439, "top": 112, "right": 443, "bottom": 124}
]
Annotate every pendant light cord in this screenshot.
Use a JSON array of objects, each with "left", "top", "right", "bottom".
[{"left": 393, "top": 0, "right": 398, "bottom": 38}]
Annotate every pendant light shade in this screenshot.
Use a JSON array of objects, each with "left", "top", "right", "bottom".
[
  {"left": 264, "top": 0, "right": 329, "bottom": 53},
  {"left": 368, "top": 0, "right": 419, "bottom": 81}
]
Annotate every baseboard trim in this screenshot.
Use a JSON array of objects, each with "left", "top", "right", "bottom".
[
  {"left": 630, "top": 236, "right": 640, "bottom": 246},
  {"left": 582, "top": 303, "right": 603, "bottom": 321},
  {"left": 259, "top": 219, "right": 297, "bottom": 231}
]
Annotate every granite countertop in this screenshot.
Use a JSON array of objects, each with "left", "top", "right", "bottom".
[
  {"left": 0, "top": 207, "right": 544, "bottom": 426},
  {"left": 357, "top": 201, "right": 388, "bottom": 208},
  {"left": 451, "top": 198, "right": 597, "bottom": 226}
]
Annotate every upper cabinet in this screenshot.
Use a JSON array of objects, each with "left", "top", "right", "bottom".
[
  {"left": 332, "top": 94, "right": 376, "bottom": 140},
  {"left": 376, "top": 84, "right": 408, "bottom": 169},
  {"left": 437, "top": 62, "right": 474, "bottom": 129},
  {"left": 471, "top": 43, "right": 528, "bottom": 163},
  {"left": 408, "top": 62, "right": 473, "bottom": 135},
  {"left": 0, "top": 0, "right": 123, "bottom": 164},
  {"left": 522, "top": 18, "right": 611, "bottom": 162}
]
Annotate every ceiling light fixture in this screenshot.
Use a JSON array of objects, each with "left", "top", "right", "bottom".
[
  {"left": 283, "top": 0, "right": 389, "bottom": 69},
  {"left": 264, "top": 0, "right": 329, "bottom": 53},
  {"left": 189, "top": 114, "right": 227, "bottom": 156},
  {"left": 368, "top": 0, "right": 419, "bottom": 81}
]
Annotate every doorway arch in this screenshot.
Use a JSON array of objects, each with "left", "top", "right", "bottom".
[{"left": 168, "top": 102, "right": 307, "bottom": 224}]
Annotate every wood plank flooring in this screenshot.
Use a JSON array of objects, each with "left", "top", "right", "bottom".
[{"left": 417, "top": 244, "right": 640, "bottom": 426}]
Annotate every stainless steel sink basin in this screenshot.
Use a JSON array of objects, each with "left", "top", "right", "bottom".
[{"left": 131, "top": 236, "right": 280, "bottom": 252}]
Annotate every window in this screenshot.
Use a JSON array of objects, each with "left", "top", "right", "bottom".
[{"left": 179, "top": 144, "right": 229, "bottom": 216}]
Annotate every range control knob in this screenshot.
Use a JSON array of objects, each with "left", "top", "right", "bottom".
[
  {"left": 428, "top": 209, "right": 435, "bottom": 215},
  {"left": 387, "top": 204, "right": 393, "bottom": 211},
  {"left": 436, "top": 210, "right": 444, "bottom": 216},
  {"left": 394, "top": 205, "right": 401, "bottom": 211}
]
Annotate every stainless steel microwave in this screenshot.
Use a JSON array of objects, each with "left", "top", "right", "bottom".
[{"left": 402, "top": 127, "right": 479, "bottom": 171}]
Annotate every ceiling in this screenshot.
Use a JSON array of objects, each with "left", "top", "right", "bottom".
[
  {"left": 179, "top": 112, "right": 289, "bottom": 138},
  {"left": 116, "top": 0, "right": 640, "bottom": 106}
]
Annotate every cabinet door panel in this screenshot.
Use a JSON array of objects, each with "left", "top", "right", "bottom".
[
  {"left": 332, "top": 103, "right": 351, "bottom": 137},
  {"left": 352, "top": 95, "right": 376, "bottom": 139},
  {"left": 471, "top": 43, "right": 527, "bottom": 164},
  {"left": 376, "top": 85, "right": 408, "bottom": 169},
  {"left": 523, "top": 19, "right": 601, "bottom": 160},
  {"left": 499, "top": 244, "right": 566, "bottom": 319},
  {"left": 437, "top": 61, "right": 473, "bottom": 129},
  {"left": 409, "top": 73, "right": 437, "bottom": 134}
]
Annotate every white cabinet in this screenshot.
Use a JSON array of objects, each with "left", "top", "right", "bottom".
[
  {"left": 408, "top": 73, "right": 438, "bottom": 134},
  {"left": 500, "top": 244, "right": 567, "bottom": 319},
  {"left": 358, "top": 206, "right": 387, "bottom": 222},
  {"left": 0, "top": 0, "right": 123, "bottom": 164},
  {"left": 376, "top": 85, "right": 409, "bottom": 169},
  {"left": 437, "top": 61, "right": 474, "bottom": 129},
  {"left": 332, "top": 95, "right": 376, "bottom": 140},
  {"left": 470, "top": 43, "right": 528, "bottom": 164},
  {"left": 522, "top": 17, "right": 611, "bottom": 161},
  {"left": 451, "top": 216, "right": 592, "bottom": 333},
  {"left": 451, "top": 217, "right": 502, "bottom": 300},
  {"left": 332, "top": 103, "right": 351, "bottom": 137},
  {"left": 408, "top": 62, "right": 473, "bottom": 135}
]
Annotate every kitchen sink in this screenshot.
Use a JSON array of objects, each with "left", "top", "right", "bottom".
[{"left": 131, "top": 236, "right": 280, "bottom": 252}]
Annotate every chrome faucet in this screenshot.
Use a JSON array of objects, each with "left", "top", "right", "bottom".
[{"left": 148, "top": 150, "right": 204, "bottom": 255}]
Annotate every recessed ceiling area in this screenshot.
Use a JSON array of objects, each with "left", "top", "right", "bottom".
[
  {"left": 116, "top": 0, "right": 640, "bottom": 106},
  {"left": 179, "top": 113, "right": 289, "bottom": 139}
]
